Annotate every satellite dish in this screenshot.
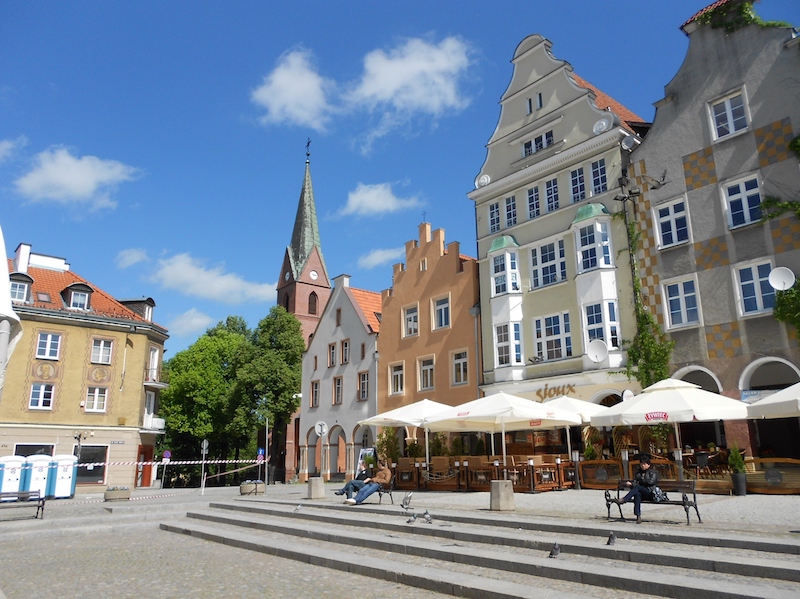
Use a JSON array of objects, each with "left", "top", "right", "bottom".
[
  {"left": 314, "top": 421, "right": 328, "bottom": 437},
  {"left": 593, "top": 116, "right": 614, "bottom": 135},
  {"left": 621, "top": 135, "right": 639, "bottom": 151},
  {"left": 586, "top": 339, "right": 608, "bottom": 363},
  {"left": 768, "top": 266, "right": 796, "bottom": 291}
]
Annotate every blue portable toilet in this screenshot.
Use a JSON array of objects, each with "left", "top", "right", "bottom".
[
  {"left": 0, "top": 455, "right": 25, "bottom": 496},
  {"left": 23, "top": 455, "right": 53, "bottom": 499},
  {"left": 47, "top": 454, "right": 78, "bottom": 499}
]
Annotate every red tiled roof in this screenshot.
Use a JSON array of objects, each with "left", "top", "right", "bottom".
[
  {"left": 570, "top": 73, "right": 644, "bottom": 129},
  {"left": 682, "top": 0, "right": 736, "bottom": 30},
  {"left": 349, "top": 287, "right": 382, "bottom": 334},
  {"left": 8, "top": 258, "right": 151, "bottom": 324}
]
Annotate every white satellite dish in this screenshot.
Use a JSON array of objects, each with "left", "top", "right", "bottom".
[
  {"left": 621, "top": 135, "right": 640, "bottom": 151},
  {"left": 768, "top": 266, "right": 796, "bottom": 291},
  {"left": 586, "top": 339, "right": 609, "bottom": 363},
  {"left": 593, "top": 116, "right": 614, "bottom": 136},
  {"left": 314, "top": 421, "right": 328, "bottom": 437}
]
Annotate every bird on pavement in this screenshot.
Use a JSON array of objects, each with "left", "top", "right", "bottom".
[
  {"left": 406, "top": 514, "right": 417, "bottom": 524},
  {"left": 548, "top": 542, "right": 561, "bottom": 558},
  {"left": 401, "top": 492, "right": 413, "bottom": 510},
  {"left": 423, "top": 510, "right": 432, "bottom": 524},
  {"left": 292, "top": 504, "right": 302, "bottom": 514},
  {"left": 607, "top": 532, "right": 617, "bottom": 546}
]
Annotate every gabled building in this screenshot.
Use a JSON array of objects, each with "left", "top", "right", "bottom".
[
  {"left": 2, "top": 243, "right": 168, "bottom": 490},
  {"left": 299, "top": 274, "right": 380, "bottom": 481},
  {"left": 627, "top": 0, "right": 800, "bottom": 456},
  {"left": 468, "top": 34, "right": 648, "bottom": 426},
  {"left": 378, "top": 223, "right": 480, "bottom": 452}
]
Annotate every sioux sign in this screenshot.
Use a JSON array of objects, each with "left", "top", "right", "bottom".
[{"left": 535, "top": 383, "right": 577, "bottom": 401}]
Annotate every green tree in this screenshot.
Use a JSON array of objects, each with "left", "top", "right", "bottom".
[{"left": 376, "top": 427, "right": 400, "bottom": 464}]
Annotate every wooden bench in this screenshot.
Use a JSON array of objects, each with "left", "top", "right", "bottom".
[
  {"left": 0, "top": 490, "right": 46, "bottom": 519},
  {"left": 604, "top": 479, "right": 701, "bottom": 526}
]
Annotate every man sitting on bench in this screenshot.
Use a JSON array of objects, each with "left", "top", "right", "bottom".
[
  {"left": 612, "top": 454, "right": 659, "bottom": 524},
  {"left": 346, "top": 460, "right": 392, "bottom": 505}
]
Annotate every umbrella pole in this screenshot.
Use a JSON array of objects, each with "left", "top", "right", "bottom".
[
  {"left": 566, "top": 425, "right": 572, "bottom": 456},
  {"left": 502, "top": 421, "right": 507, "bottom": 473},
  {"left": 425, "top": 428, "right": 430, "bottom": 465}
]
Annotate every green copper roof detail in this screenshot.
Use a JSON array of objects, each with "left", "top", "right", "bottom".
[
  {"left": 573, "top": 203, "right": 610, "bottom": 223},
  {"left": 289, "top": 160, "right": 326, "bottom": 277},
  {"left": 489, "top": 235, "right": 520, "bottom": 253}
]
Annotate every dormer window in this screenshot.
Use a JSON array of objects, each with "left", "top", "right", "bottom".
[
  {"left": 10, "top": 281, "right": 28, "bottom": 302},
  {"left": 144, "top": 304, "right": 153, "bottom": 321},
  {"left": 70, "top": 291, "right": 89, "bottom": 310}
]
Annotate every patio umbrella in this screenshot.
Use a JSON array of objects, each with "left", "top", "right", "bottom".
[
  {"left": 747, "top": 381, "right": 800, "bottom": 419},
  {"left": 357, "top": 398, "right": 452, "bottom": 463},
  {"left": 543, "top": 395, "right": 609, "bottom": 455},
  {"left": 590, "top": 378, "right": 748, "bottom": 449},
  {"left": 425, "top": 392, "right": 581, "bottom": 466}
]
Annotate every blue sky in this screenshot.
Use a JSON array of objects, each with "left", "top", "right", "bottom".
[{"left": 1, "top": 1, "right": 796, "bottom": 355}]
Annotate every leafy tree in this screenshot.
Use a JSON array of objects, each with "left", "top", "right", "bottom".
[
  {"left": 376, "top": 427, "right": 400, "bottom": 464},
  {"left": 761, "top": 197, "right": 800, "bottom": 345}
]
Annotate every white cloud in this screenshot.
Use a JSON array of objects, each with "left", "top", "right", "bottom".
[
  {"left": 168, "top": 308, "right": 214, "bottom": 337},
  {"left": 358, "top": 247, "right": 405, "bottom": 270},
  {"left": 14, "top": 146, "right": 138, "bottom": 209},
  {"left": 151, "top": 253, "right": 276, "bottom": 304},
  {"left": 115, "top": 248, "right": 149, "bottom": 269},
  {"left": 340, "top": 182, "right": 421, "bottom": 216},
  {"left": 0, "top": 135, "right": 27, "bottom": 163},
  {"left": 251, "top": 49, "right": 334, "bottom": 131},
  {"left": 347, "top": 37, "right": 472, "bottom": 117}
]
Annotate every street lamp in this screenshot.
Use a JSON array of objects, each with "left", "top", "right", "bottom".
[{"left": 73, "top": 430, "right": 89, "bottom": 460}]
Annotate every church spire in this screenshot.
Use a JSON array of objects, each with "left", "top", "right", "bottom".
[{"left": 288, "top": 141, "right": 327, "bottom": 280}]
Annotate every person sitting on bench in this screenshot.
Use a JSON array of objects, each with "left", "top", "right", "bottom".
[
  {"left": 614, "top": 454, "right": 659, "bottom": 524},
  {"left": 346, "top": 460, "right": 392, "bottom": 505},
  {"left": 335, "top": 461, "right": 368, "bottom": 500}
]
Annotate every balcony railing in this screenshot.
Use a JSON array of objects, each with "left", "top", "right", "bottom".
[
  {"left": 143, "top": 368, "right": 169, "bottom": 389},
  {"left": 142, "top": 413, "right": 166, "bottom": 432}
]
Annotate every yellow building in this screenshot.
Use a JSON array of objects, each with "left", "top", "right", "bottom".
[{"left": 1, "top": 244, "right": 168, "bottom": 491}]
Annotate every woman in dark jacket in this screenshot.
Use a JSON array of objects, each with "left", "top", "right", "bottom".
[
  {"left": 334, "top": 461, "right": 368, "bottom": 500},
  {"left": 615, "top": 454, "right": 659, "bottom": 523}
]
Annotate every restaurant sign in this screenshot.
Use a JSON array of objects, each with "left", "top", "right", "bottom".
[
  {"left": 644, "top": 412, "right": 669, "bottom": 422},
  {"left": 535, "top": 383, "right": 577, "bottom": 401}
]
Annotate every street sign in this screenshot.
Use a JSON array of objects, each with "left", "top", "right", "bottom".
[
  {"left": 256, "top": 454, "right": 264, "bottom": 463},
  {"left": 257, "top": 447, "right": 265, "bottom": 455},
  {"left": 163, "top": 450, "right": 172, "bottom": 459},
  {"left": 201, "top": 439, "right": 209, "bottom": 455},
  {"left": 314, "top": 421, "right": 328, "bottom": 437},
  {"left": 163, "top": 458, "right": 170, "bottom": 464}
]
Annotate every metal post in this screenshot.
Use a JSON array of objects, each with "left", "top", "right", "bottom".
[
  {"left": 572, "top": 449, "right": 582, "bottom": 490},
  {"left": 527, "top": 458, "right": 539, "bottom": 494}
]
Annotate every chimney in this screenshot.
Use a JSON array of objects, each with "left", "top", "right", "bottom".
[
  {"left": 14, "top": 243, "right": 31, "bottom": 274},
  {"left": 333, "top": 274, "right": 351, "bottom": 288}
]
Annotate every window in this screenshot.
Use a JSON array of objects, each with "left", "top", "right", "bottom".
[
  {"left": 309, "top": 292, "right": 318, "bottom": 315},
  {"left": 36, "top": 333, "right": 61, "bottom": 360},
  {"left": 589, "top": 160, "right": 607, "bottom": 196},
  {"left": 30, "top": 383, "right": 54, "bottom": 410},
  {"left": 582, "top": 301, "right": 619, "bottom": 348},
  {"left": 737, "top": 262, "right": 775, "bottom": 315},
  {"left": 531, "top": 240, "right": 566, "bottom": 288},
  {"left": 534, "top": 312, "right": 572, "bottom": 361},
  {"left": 656, "top": 199, "right": 689, "bottom": 247},
  {"left": 328, "top": 343, "right": 336, "bottom": 367},
  {"left": 335, "top": 308, "right": 341, "bottom": 326},
  {"left": 527, "top": 186, "right": 540, "bottom": 219},
  {"left": 526, "top": 97, "right": 532, "bottom": 115},
  {"left": 311, "top": 381, "right": 320, "bottom": 408},
  {"left": 665, "top": 279, "right": 700, "bottom": 327},
  {"left": 391, "top": 364, "right": 404, "bottom": 395},
  {"left": 69, "top": 291, "right": 89, "bottom": 310},
  {"left": 570, "top": 167, "right": 586, "bottom": 203},
  {"left": 144, "top": 304, "right": 153, "bottom": 321},
  {"left": 333, "top": 377, "right": 343, "bottom": 405},
  {"left": 453, "top": 351, "right": 468, "bottom": 385},
  {"left": 341, "top": 340, "right": 350, "bottom": 364},
  {"left": 711, "top": 92, "right": 747, "bottom": 139},
  {"left": 91, "top": 339, "right": 112, "bottom": 364},
  {"left": 523, "top": 140, "right": 533, "bottom": 156},
  {"left": 419, "top": 358, "right": 434, "bottom": 390},
  {"left": 523, "top": 130, "right": 554, "bottom": 157},
  {"left": 495, "top": 323, "right": 522, "bottom": 367},
  {"left": 505, "top": 196, "right": 517, "bottom": 227},
  {"left": 492, "top": 252, "right": 519, "bottom": 296},
  {"left": 85, "top": 387, "right": 107, "bottom": 412},
  {"left": 10, "top": 281, "right": 27, "bottom": 302},
  {"left": 404, "top": 306, "right": 418, "bottom": 337},
  {"left": 545, "top": 178, "right": 559, "bottom": 212},
  {"left": 537, "top": 93, "right": 543, "bottom": 109},
  {"left": 489, "top": 202, "right": 501, "bottom": 233},
  {"left": 361, "top": 343, "right": 366, "bottom": 360},
  {"left": 359, "top": 372, "right": 369, "bottom": 401},
  {"left": 314, "top": 355, "right": 318, "bottom": 370},
  {"left": 577, "top": 222, "right": 611, "bottom": 272},
  {"left": 586, "top": 303, "right": 604, "bottom": 341},
  {"left": 725, "top": 175, "right": 762, "bottom": 228},
  {"left": 74, "top": 446, "right": 107, "bottom": 484},
  {"left": 434, "top": 297, "right": 450, "bottom": 329},
  {"left": 419, "top": 258, "right": 427, "bottom": 271}
]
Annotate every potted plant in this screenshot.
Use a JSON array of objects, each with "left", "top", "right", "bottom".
[
  {"left": 239, "top": 479, "right": 265, "bottom": 495},
  {"left": 583, "top": 444, "right": 598, "bottom": 461},
  {"left": 104, "top": 485, "right": 131, "bottom": 501},
  {"left": 728, "top": 444, "right": 747, "bottom": 496}
]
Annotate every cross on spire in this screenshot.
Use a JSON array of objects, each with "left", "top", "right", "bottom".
[{"left": 306, "top": 138, "right": 311, "bottom": 161}]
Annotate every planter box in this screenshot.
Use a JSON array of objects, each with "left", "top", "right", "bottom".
[
  {"left": 104, "top": 489, "right": 131, "bottom": 501},
  {"left": 239, "top": 482, "right": 265, "bottom": 495}
]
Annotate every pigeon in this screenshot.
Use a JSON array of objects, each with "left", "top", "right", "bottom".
[
  {"left": 401, "top": 492, "right": 413, "bottom": 510},
  {"left": 548, "top": 543, "right": 561, "bottom": 558},
  {"left": 423, "top": 510, "right": 432, "bottom": 524},
  {"left": 292, "top": 504, "right": 302, "bottom": 514},
  {"left": 406, "top": 514, "right": 417, "bottom": 524},
  {"left": 606, "top": 532, "right": 617, "bottom": 546}
]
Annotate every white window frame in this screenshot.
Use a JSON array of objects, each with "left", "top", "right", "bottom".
[
  {"left": 10, "top": 281, "right": 27, "bottom": 302},
  {"left": 583, "top": 301, "right": 620, "bottom": 349},
  {"left": 390, "top": 363, "right": 404, "bottom": 395},
  {"left": 69, "top": 291, "right": 89, "bottom": 310},
  {"left": 30, "top": 383, "right": 54, "bottom": 410},
  {"left": 527, "top": 186, "right": 540, "bottom": 219},
  {"left": 491, "top": 252, "right": 520, "bottom": 296},
  {"left": 311, "top": 381, "right": 320, "bottom": 408},
  {"left": 655, "top": 198, "right": 690, "bottom": 248},
  {"left": 36, "top": 332, "right": 61, "bottom": 360},
  {"left": 452, "top": 351, "right": 468, "bottom": 386},
  {"left": 534, "top": 312, "right": 572, "bottom": 362},
  {"left": 433, "top": 296, "right": 450, "bottom": 330},
  {"left": 530, "top": 239, "right": 566, "bottom": 289},
  {"left": 419, "top": 357, "right": 434, "bottom": 391},
  {"left": 545, "top": 178, "right": 559, "bottom": 212},
  {"left": 576, "top": 220, "right": 612, "bottom": 273},
  {"left": 663, "top": 276, "right": 701, "bottom": 329},
  {"left": 505, "top": 195, "right": 517, "bottom": 227},
  {"left": 91, "top": 339, "right": 113, "bottom": 364},
  {"left": 734, "top": 260, "right": 775, "bottom": 316},
  {"left": 328, "top": 343, "right": 336, "bottom": 367},
  {"left": 144, "top": 304, "right": 153, "bottom": 321},
  {"left": 489, "top": 202, "right": 501, "bottom": 233},
  {"left": 723, "top": 174, "right": 762, "bottom": 229},
  {"left": 591, "top": 159, "right": 608, "bottom": 195},
  {"left": 495, "top": 323, "right": 522, "bottom": 367},
  {"left": 333, "top": 377, "right": 343, "bottom": 405},
  {"left": 709, "top": 89, "right": 748, "bottom": 141},
  {"left": 85, "top": 387, "right": 107, "bottom": 413},
  {"left": 404, "top": 305, "right": 419, "bottom": 337},
  {"left": 570, "top": 167, "right": 586, "bottom": 203},
  {"left": 341, "top": 340, "right": 350, "bottom": 364},
  {"left": 358, "top": 372, "right": 369, "bottom": 401}
]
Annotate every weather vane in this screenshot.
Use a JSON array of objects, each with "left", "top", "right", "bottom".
[
  {"left": 422, "top": 211, "right": 427, "bottom": 223},
  {"left": 306, "top": 138, "right": 311, "bottom": 159}
]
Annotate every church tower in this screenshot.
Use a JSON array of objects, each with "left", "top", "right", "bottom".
[{"left": 277, "top": 149, "right": 332, "bottom": 346}]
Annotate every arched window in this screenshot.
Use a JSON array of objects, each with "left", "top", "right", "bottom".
[
  {"left": 283, "top": 293, "right": 290, "bottom": 310},
  {"left": 309, "top": 292, "right": 318, "bottom": 315}
]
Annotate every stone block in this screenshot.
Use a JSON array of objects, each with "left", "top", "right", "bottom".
[
  {"left": 307, "top": 477, "right": 325, "bottom": 499},
  {"left": 489, "top": 480, "right": 515, "bottom": 511}
]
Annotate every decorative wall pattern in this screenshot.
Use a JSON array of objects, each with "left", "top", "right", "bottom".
[
  {"left": 694, "top": 235, "right": 730, "bottom": 271},
  {"left": 770, "top": 216, "right": 800, "bottom": 254},
  {"left": 755, "top": 117, "right": 794, "bottom": 168},
  {"left": 705, "top": 321, "right": 742, "bottom": 360},
  {"left": 683, "top": 147, "right": 717, "bottom": 191},
  {"left": 630, "top": 160, "right": 664, "bottom": 325}
]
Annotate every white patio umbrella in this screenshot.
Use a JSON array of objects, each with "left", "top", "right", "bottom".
[
  {"left": 425, "top": 392, "right": 581, "bottom": 466},
  {"left": 357, "top": 398, "right": 452, "bottom": 464},
  {"left": 747, "top": 382, "right": 800, "bottom": 419},
  {"left": 590, "top": 378, "right": 748, "bottom": 449},
  {"left": 0, "top": 224, "right": 23, "bottom": 395},
  {"left": 543, "top": 395, "right": 609, "bottom": 455}
]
